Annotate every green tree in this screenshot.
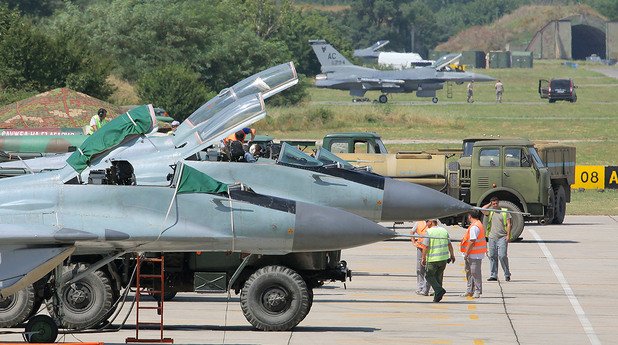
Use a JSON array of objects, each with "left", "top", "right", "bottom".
[{"left": 136, "top": 64, "right": 214, "bottom": 121}]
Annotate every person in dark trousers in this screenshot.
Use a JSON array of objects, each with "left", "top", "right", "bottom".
[{"left": 421, "top": 219, "right": 455, "bottom": 302}]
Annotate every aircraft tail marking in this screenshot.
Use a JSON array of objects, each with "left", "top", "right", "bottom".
[{"left": 309, "top": 40, "right": 352, "bottom": 69}]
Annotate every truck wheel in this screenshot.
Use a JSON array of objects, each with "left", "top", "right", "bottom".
[
  {"left": 499, "top": 201, "right": 524, "bottom": 241},
  {"left": 0, "top": 285, "right": 36, "bottom": 327},
  {"left": 299, "top": 288, "right": 314, "bottom": 323},
  {"left": 552, "top": 186, "right": 567, "bottom": 224},
  {"left": 47, "top": 269, "right": 113, "bottom": 329},
  {"left": 240, "top": 265, "right": 310, "bottom": 331}
]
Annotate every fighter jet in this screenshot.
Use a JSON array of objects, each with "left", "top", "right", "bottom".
[
  {"left": 0, "top": 104, "right": 398, "bottom": 300},
  {"left": 309, "top": 39, "right": 495, "bottom": 103}
]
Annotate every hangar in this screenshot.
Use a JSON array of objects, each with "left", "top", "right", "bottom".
[{"left": 527, "top": 14, "right": 618, "bottom": 60}]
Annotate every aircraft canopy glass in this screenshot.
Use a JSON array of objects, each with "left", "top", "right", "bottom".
[
  {"left": 277, "top": 143, "right": 323, "bottom": 167},
  {"left": 315, "top": 148, "right": 355, "bottom": 170}
]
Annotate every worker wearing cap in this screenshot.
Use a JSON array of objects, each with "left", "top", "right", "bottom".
[
  {"left": 421, "top": 219, "right": 455, "bottom": 303},
  {"left": 411, "top": 220, "right": 429, "bottom": 296},
  {"left": 167, "top": 120, "right": 180, "bottom": 135},
  {"left": 87, "top": 108, "right": 108, "bottom": 135}
]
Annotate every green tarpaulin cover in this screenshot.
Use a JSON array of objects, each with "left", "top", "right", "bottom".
[
  {"left": 67, "top": 105, "right": 156, "bottom": 173},
  {"left": 177, "top": 164, "right": 228, "bottom": 194}
]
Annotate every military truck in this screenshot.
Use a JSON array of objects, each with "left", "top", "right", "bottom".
[{"left": 322, "top": 132, "right": 576, "bottom": 240}]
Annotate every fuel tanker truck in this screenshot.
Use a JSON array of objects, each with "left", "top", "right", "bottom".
[{"left": 321, "top": 132, "right": 576, "bottom": 240}]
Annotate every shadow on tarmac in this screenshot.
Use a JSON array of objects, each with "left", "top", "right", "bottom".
[{"left": 118, "top": 324, "right": 379, "bottom": 333}]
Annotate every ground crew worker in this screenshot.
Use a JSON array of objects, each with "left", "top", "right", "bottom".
[
  {"left": 421, "top": 219, "right": 455, "bottom": 302},
  {"left": 88, "top": 108, "right": 108, "bottom": 135},
  {"left": 466, "top": 81, "right": 474, "bottom": 103},
  {"left": 482, "top": 196, "right": 512, "bottom": 281},
  {"left": 495, "top": 80, "right": 504, "bottom": 103},
  {"left": 460, "top": 210, "right": 487, "bottom": 298},
  {"left": 411, "top": 220, "right": 429, "bottom": 296},
  {"left": 223, "top": 127, "right": 256, "bottom": 145}
]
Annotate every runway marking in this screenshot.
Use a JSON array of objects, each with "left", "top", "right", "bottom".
[
  {"left": 468, "top": 305, "right": 476, "bottom": 310},
  {"left": 473, "top": 340, "right": 485, "bottom": 345},
  {"left": 530, "top": 229, "right": 601, "bottom": 345},
  {"left": 469, "top": 314, "right": 479, "bottom": 320}
]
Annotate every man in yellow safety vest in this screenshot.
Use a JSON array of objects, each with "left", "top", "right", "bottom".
[
  {"left": 87, "top": 108, "right": 108, "bottom": 135},
  {"left": 421, "top": 219, "right": 455, "bottom": 302}
]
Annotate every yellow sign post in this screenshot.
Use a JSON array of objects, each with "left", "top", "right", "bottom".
[{"left": 572, "top": 165, "right": 605, "bottom": 189}]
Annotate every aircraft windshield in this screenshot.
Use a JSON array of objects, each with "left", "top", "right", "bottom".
[
  {"left": 177, "top": 63, "right": 296, "bottom": 130},
  {"left": 315, "top": 148, "right": 355, "bottom": 169},
  {"left": 277, "top": 143, "right": 323, "bottom": 167},
  {"left": 432, "top": 53, "right": 462, "bottom": 70},
  {"left": 528, "top": 147, "right": 545, "bottom": 168}
]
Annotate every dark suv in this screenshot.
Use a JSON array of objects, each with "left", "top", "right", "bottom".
[{"left": 538, "top": 78, "right": 577, "bottom": 103}]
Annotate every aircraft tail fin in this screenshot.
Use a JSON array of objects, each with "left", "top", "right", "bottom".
[{"left": 309, "top": 40, "right": 352, "bottom": 69}]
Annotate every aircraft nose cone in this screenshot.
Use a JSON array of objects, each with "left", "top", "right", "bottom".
[
  {"left": 381, "top": 178, "right": 472, "bottom": 221},
  {"left": 293, "top": 202, "right": 396, "bottom": 251}
]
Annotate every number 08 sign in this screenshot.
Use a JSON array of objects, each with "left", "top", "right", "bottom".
[{"left": 572, "top": 166, "right": 605, "bottom": 189}]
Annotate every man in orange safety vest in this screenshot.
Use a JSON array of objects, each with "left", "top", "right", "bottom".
[{"left": 460, "top": 210, "right": 487, "bottom": 298}]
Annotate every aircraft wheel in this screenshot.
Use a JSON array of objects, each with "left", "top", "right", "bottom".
[
  {"left": 378, "top": 95, "right": 388, "bottom": 103},
  {"left": 0, "top": 285, "right": 36, "bottom": 327},
  {"left": 552, "top": 186, "right": 567, "bottom": 224},
  {"left": 240, "top": 265, "right": 310, "bottom": 331},
  {"left": 47, "top": 268, "right": 113, "bottom": 330},
  {"left": 23, "top": 315, "right": 58, "bottom": 343},
  {"left": 432, "top": 97, "right": 438, "bottom": 103},
  {"left": 498, "top": 200, "right": 524, "bottom": 241}
]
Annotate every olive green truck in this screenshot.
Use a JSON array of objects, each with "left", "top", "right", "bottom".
[{"left": 322, "top": 133, "right": 576, "bottom": 240}]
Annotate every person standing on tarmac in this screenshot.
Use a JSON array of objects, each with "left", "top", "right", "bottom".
[
  {"left": 421, "top": 219, "right": 455, "bottom": 302},
  {"left": 460, "top": 210, "right": 487, "bottom": 298},
  {"left": 411, "top": 220, "right": 430, "bottom": 296},
  {"left": 482, "top": 196, "right": 512, "bottom": 282}
]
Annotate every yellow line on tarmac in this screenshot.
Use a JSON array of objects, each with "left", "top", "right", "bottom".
[
  {"left": 469, "top": 314, "right": 479, "bottom": 320},
  {"left": 473, "top": 340, "right": 485, "bottom": 345},
  {"left": 468, "top": 305, "right": 476, "bottom": 310}
]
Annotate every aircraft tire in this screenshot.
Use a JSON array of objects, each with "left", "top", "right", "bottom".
[
  {"left": 47, "top": 268, "right": 113, "bottom": 330},
  {"left": 552, "top": 186, "right": 567, "bottom": 224},
  {"left": 0, "top": 285, "right": 36, "bottom": 328},
  {"left": 240, "top": 265, "right": 310, "bottom": 331},
  {"left": 378, "top": 95, "right": 388, "bottom": 103},
  {"left": 498, "top": 200, "right": 524, "bottom": 241},
  {"left": 432, "top": 97, "right": 438, "bottom": 103},
  {"left": 23, "top": 314, "right": 58, "bottom": 343}
]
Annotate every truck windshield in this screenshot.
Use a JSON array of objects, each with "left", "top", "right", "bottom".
[
  {"left": 528, "top": 147, "right": 545, "bottom": 168},
  {"left": 315, "top": 148, "right": 355, "bottom": 169},
  {"left": 277, "top": 142, "right": 323, "bottom": 167}
]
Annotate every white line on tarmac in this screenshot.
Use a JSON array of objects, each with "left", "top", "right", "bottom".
[{"left": 529, "top": 229, "right": 601, "bottom": 345}]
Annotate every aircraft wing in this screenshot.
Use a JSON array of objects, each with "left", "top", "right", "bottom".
[
  {"left": 358, "top": 78, "right": 405, "bottom": 90},
  {"left": 0, "top": 244, "right": 75, "bottom": 298}
]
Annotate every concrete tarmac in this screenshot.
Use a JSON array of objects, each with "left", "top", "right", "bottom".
[{"left": 1, "top": 215, "right": 616, "bottom": 344}]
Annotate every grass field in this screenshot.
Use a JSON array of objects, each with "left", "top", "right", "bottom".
[{"left": 257, "top": 60, "right": 618, "bottom": 215}]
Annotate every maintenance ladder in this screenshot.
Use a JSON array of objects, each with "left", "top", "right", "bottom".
[{"left": 126, "top": 255, "right": 173, "bottom": 343}]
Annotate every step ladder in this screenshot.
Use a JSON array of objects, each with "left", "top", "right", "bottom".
[
  {"left": 126, "top": 255, "right": 173, "bottom": 343},
  {"left": 446, "top": 81, "right": 453, "bottom": 99}
]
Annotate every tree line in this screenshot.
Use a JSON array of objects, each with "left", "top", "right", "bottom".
[{"left": 0, "top": 0, "right": 616, "bottom": 120}]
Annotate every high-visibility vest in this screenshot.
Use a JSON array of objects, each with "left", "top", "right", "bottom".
[
  {"left": 487, "top": 208, "right": 508, "bottom": 235},
  {"left": 460, "top": 219, "right": 487, "bottom": 255},
  {"left": 426, "top": 227, "right": 450, "bottom": 263},
  {"left": 412, "top": 221, "right": 428, "bottom": 249},
  {"left": 87, "top": 115, "right": 108, "bottom": 135}
]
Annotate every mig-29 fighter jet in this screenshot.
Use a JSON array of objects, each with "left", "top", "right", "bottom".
[{"left": 309, "top": 39, "right": 495, "bottom": 103}]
